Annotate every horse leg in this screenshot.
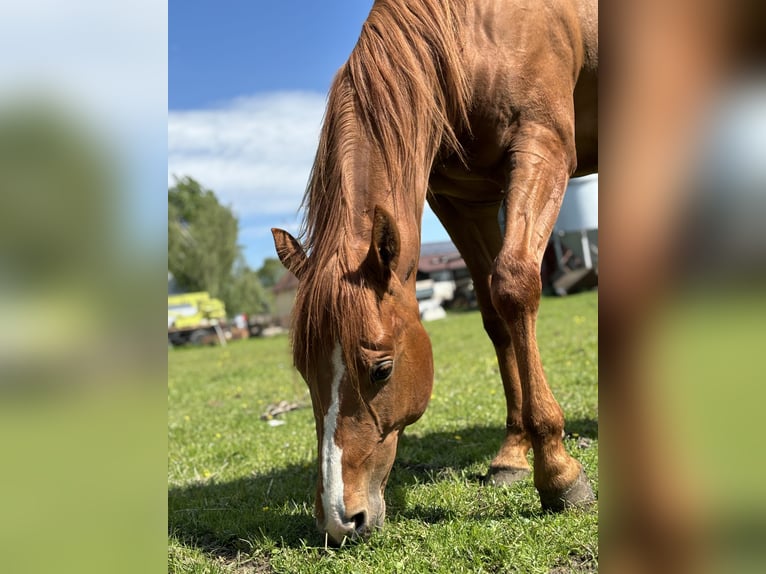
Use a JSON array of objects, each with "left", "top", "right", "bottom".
[
  {"left": 427, "top": 191, "right": 531, "bottom": 484},
  {"left": 492, "top": 130, "right": 595, "bottom": 510}
]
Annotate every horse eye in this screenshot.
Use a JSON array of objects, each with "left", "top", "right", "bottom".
[{"left": 370, "top": 360, "right": 393, "bottom": 383}]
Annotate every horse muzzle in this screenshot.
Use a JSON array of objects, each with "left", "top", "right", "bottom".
[{"left": 320, "top": 495, "right": 385, "bottom": 545}]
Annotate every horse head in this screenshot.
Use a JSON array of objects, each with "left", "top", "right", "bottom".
[{"left": 272, "top": 206, "right": 433, "bottom": 545}]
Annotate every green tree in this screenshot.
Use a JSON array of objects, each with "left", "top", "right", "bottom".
[
  {"left": 223, "top": 258, "right": 271, "bottom": 316},
  {"left": 256, "top": 257, "right": 286, "bottom": 289},
  {"left": 168, "top": 177, "right": 239, "bottom": 299}
]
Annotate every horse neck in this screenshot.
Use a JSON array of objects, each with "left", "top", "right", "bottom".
[
  {"left": 310, "top": 41, "right": 463, "bottom": 288},
  {"left": 303, "top": 134, "right": 426, "bottom": 294},
  {"left": 330, "top": 0, "right": 470, "bottom": 272},
  {"left": 346, "top": 141, "right": 426, "bottom": 289}
]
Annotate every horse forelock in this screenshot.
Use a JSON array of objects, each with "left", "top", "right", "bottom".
[{"left": 290, "top": 248, "right": 375, "bottom": 394}]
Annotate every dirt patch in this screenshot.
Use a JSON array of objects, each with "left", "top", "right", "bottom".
[
  {"left": 549, "top": 550, "right": 598, "bottom": 573},
  {"left": 212, "top": 549, "right": 272, "bottom": 573}
]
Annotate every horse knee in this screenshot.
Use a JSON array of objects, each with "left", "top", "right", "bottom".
[
  {"left": 481, "top": 313, "right": 511, "bottom": 349},
  {"left": 491, "top": 258, "right": 542, "bottom": 317}
]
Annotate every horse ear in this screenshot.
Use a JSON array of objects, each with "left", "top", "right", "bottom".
[
  {"left": 364, "top": 206, "right": 400, "bottom": 287},
  {"left": 271, "top": 228, "right": 307, "bottom": 279}
]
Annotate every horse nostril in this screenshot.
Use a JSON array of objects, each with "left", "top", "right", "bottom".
[{"left": 351, "top": 511, "right": 367, "bottom": 533}]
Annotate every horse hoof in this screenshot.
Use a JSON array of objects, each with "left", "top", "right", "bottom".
[
  {"left": 485, "top": 466, "right": 531, "bottom": 486},
  {"left": 539, "top": 467, "right": 596, "bottom": 511}
]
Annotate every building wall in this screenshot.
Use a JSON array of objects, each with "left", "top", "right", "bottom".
[{"left": 274, "top": 289, "right": 296, "bottom": 328}]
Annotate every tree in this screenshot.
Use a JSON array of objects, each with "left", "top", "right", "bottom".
[
  {"left": 223, "top": 258, "right": 271, "bottom": 317},
  {"left": 256, "top": 257, "right": 286, "bottom": 289},
  {"left": 168, "top": 177, "right": 239, "bottom": 299}
]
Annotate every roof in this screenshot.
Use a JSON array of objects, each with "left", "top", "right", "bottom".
[
  {"left": 270, "top": 242, "right": 466, "bottom": 292},
  {"left": 418, "top": 241, "right": 465, "bottom": 273}
]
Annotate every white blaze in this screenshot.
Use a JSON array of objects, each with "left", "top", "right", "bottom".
[{"left": 321, "top": 344, "right": 347, "bottom": 529}]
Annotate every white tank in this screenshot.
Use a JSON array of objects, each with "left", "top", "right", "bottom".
[{"left": 555, "top": 174, "right": 598, "bottom": 232}]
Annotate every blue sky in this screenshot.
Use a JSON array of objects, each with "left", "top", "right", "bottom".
[
  {"left": 168, "top": 0, "right": 597, "bottom": 269},
  {"left": 170, "top": 1, "right": 374, "bottom": 109},
  {"left": 169, "top": 0, "right": 410, "bottom": 269}
]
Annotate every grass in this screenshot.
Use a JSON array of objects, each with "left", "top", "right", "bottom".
[{"left": 168, "top": 291, "right": 598, "bottom": 573}]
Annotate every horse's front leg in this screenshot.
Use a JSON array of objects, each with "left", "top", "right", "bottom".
[
  {"left": 491, "top": 127, "right": 595, "bottom": 510},
  {"left": 427, "top": 191, "right": 532, "bottom": 485}
]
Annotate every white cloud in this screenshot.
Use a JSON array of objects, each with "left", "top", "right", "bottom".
[
  {"left": 168, "top": 92, "right": 327, "bottom": 217},
  {"left": 167, "top": 91, "right": 456, "bottom": 267}
]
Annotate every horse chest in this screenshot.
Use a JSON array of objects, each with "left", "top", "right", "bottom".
[{"left": 430, "top": 138, "right": 510, "bottom": 200}]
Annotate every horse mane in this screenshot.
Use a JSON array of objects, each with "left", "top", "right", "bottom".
[{"left": 291, "top": 0, "right": 470, "bottom": 381}]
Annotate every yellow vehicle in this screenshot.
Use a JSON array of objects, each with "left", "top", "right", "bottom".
[{"left": 168, "top": 292, "right": 227, "bottom": 345}]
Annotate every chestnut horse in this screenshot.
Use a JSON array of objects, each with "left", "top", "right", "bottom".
[{"left": 272, "top": 0, "right": 597, "bottom": 545}]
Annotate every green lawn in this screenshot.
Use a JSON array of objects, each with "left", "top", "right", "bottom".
[{"left": 168, "top": 291, "right": 598, "bottom": 573}]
